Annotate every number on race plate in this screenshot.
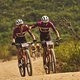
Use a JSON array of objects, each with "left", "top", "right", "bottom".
[
  {"left": 46, "top": 41, "right": 53, "bottom": 45},
  {"left": 21, "top": 43, "right": 29, "bottom": 47}
]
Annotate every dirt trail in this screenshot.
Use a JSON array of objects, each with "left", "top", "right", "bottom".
[{"left": 0, "top": 57, "right": 80, "bottom": 80}]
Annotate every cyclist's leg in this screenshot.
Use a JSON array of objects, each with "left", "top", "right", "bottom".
[
  {"left": 16, "top": 46, "right": 22, "bottom": 63},
  {"left": 22, "top": 49, "right": 26, "bottom": 64},
  {"left": 43, "top": 47, "right": 46, "bottom": 65},
  {"left": 40, "top": 35, "right": 45, "bottom": 63},
  {"left": 16, "top": 37, "right": 27, "bottom": 62},
  {"left": 43, "top": 34, "right": 51, "bottom": 65},
  {"left": 41, "top": 41, "right": 46, "bottom": 65},
  {"left": 40, "top": 33, "right": 51, "bottom": 66}
]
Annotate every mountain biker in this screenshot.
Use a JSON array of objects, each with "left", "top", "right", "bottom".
[
  {"left": 12, "top": 19, "right": 36, "bottom": 65},
  {"left": 36, "top": 43, "right": 41, "bottom": 57},
  {"left": 29, "top": 15, "right": 61, "bottom": 67}
]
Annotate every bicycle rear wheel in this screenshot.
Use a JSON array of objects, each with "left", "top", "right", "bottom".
[
  {"left": 18, "top": 59, "right": 25, "bottom": 77},
  {"left": 26, "top": 50, "right": 32, "bottom": 76}
]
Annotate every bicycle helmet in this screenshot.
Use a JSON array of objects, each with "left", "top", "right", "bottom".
[
  {"left": 41, "top": 15, "right": 49, "bottom": 23},
  {"left": 16, "top": 19, "right": 24, "bottom": 25}
]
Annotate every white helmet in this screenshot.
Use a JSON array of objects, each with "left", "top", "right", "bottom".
[
  {"left": 41, "top": 15, "right": 49, "bottom": 23},
  {"left": 16, "top": 19, "right": 24, "bottom": 25}
]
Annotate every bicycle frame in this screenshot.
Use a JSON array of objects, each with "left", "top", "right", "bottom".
[
  {"left": 17, "top": 43, "right": 29, "bottom": 62},
  {"left": 42, "top": 40, "right": 56, "bottom": 74},
  {"left": 45, "top": 41, "right": 54, "bottom": 62},
  {"left": 46, "top": 41, "right": 54, "bottom": 49},
  {"left": 14, "top": 42, "right": 33, "bottom": 76}
]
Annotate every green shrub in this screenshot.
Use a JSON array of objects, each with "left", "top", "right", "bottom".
[
  {"left": 0, "top": 45, "right": 11, "bottom": 59},
  {"left": 0, "top": 44, "right": 17, "bottom": 60},
  {"left": 55, "top": 39, "right": 80, "bottom": 72}
]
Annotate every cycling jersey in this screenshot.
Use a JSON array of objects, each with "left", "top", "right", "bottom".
[
  {"left": 13, "top": 24, "right": 29, "bottom": 43},
  {"left": 32, "top": 21, "right": 56, "bottom": 41},
  {"left": 13, "top": 24, "right": 29, "bottom": 39},
  {"left": 32, "top": 21, "right": 56, "bottom": 33}
]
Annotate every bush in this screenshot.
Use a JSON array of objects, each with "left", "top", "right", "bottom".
[
  {"left": 0, "top": 45, "right": 11, "bottom": 60},
  {"left": 0, "top": 44, "right": 17, "bottom": 61},
  {"left": 55, "top": 39, "right": 80, "bottom": 72}
]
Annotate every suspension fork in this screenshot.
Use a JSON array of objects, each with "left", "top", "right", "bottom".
[
  {"left": 21, "top": 49, "right": 27, "bottom": 64},
  {"left": 43, "top": 47, "right": 50, "bottom": 63},
  {"left": 17, "top": 48, "right": 23, "bottom": 62},
  {"left": 46, "top": 48, "right": 51, "bottom": 62}
]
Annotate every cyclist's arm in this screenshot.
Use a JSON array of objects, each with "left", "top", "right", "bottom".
[
  {"left": 24, "top": 25, "right": 36, "bottom": 40},
  {"left": 50, "top": 22, "right": 60, "bottom": 39},
  {"left": 29, "top": 23, "right": 38, "bottom": 29},
  {"left": 28, "top": 29, "right": 36, "bottom": 40},
  {"left": 54, "top": 29, "right": 60, "bottom": 39}
]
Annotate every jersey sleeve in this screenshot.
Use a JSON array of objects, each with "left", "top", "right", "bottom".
[
  {"left": 49, "top": 22, "right": 56, "bottom": 32},
  {"left": 24, "top": 25, "right": 29, "bottom": 31},
  {"left": 32, "top": 21, "right": 42, "bottom": 28},
  {"left": 31, "top": 23, "right": 38, "bottom": 28}
]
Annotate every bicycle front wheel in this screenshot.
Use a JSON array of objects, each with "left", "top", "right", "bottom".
[
  {"left": 50, "top": 49, "right": 56, "bottom": 73},
  {"left": 26, "top": 50, "right": 32, "bottom": 76},
  {"left": 18, "top": 59, "right": 25, "bottom": 77},
  {"left": 44, "top": 51, "right": 50, "bottom": 74}
]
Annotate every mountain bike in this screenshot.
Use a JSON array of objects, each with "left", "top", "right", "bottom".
[
  {"left": 42, "top": 40, "right": 56, "bottom": 74},
  {"left": 36, "top": 43, "right": 42, "bottom": 57},
  {"left": 30, "top": 43, "right": 36, "bottom": 60},
  {"left": 13, "top": 42, "right": 32, "bottom": 77},
  {"left": 30, "top": 43, "right": 41, "bottom": 59}
]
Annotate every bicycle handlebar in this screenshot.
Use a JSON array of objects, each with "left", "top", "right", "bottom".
[
  {"left": 12, "top": 39, "right": 63, "bottom": 47},
  {"left": 12, "top": 42, "right": 34, "bottom": 46},
  {"left": 35, "top": 38, "right": 62, "bottom": 43}
]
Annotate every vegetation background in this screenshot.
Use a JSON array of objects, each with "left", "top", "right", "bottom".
[{"left": 0, "top": 0, "right": 80, "bottom": 72}]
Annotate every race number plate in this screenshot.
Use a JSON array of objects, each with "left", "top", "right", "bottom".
[
  {"left": 46, "top": 41, "right": 53, "bottom": 45},
  {"left": 21, "top": 43, "right": 29, "bottom": 47}
]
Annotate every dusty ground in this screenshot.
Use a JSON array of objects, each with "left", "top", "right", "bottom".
[{"left": 0, "top": 57, "right": 80, "bottom": 80}]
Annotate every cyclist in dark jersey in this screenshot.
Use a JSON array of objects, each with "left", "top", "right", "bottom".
[
  {"left": 12, "top": 19, "right": 36, "bottom": 64},
  {"left": 30, "top": 15, "right": 61, "bottom": 67},
  {"left": 30, "top": 15, "right": 60, "bottom": 43}
]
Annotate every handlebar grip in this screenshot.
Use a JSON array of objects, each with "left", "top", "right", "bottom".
[{"left": 12, "top": 42, "right": 15, "bottom": 45}]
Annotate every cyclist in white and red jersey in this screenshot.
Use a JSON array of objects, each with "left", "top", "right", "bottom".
[
  {"left": 30, "top": 15, "right": 60, "bottom": 43},
  {"left": 30, "top": 15, "right": 61, "bottom": 66},
  {"left": 12, "top": 19, "right": 36, "bottom": 63}
]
